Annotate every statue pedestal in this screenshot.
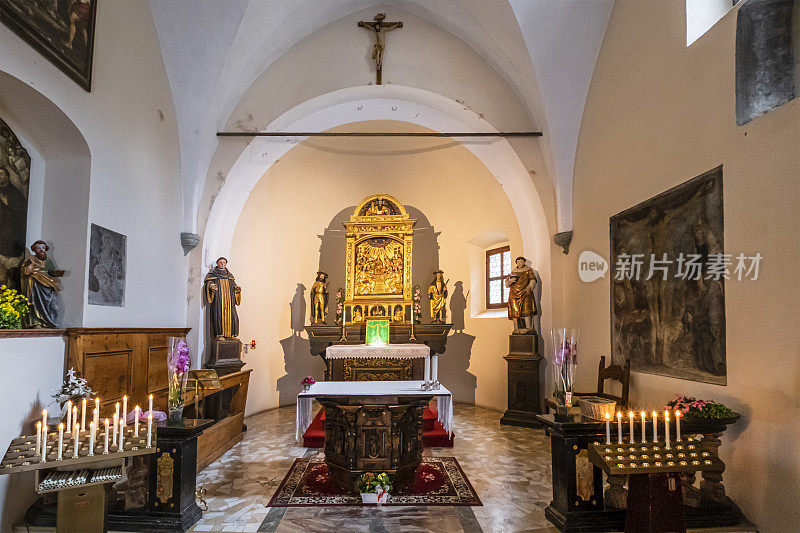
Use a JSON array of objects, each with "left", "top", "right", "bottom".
[
  {"left": 500, "top": 334, "right": 543, "bottom": 428},
  {"left": 206, "top": 337, "right": 245, "bottom": 376}
]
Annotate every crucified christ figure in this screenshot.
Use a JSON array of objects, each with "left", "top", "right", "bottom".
[{"left": 358, "top": 13, "right": 403, "bottom": 85}]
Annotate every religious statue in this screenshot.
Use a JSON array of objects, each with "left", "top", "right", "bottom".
[
  {"left": 20, "top": 240, "right": 64, "bottom": 328},
  {"left": 366, "top": 198, "right": 392, "bottom": 216},
  {"left": 428, "top": 270, "right": 448, "bottom": 323},
  {"left": 310, "top": 271, "right": 329, "bottom": 324},
  {"left": 357, "top": 13, "right": 403, "bottom": 85},
  {"left": 204, "top": 257, "right": 241, "bottom": 338},
  {"left": 506, "top": 256, "right": 537, "bottom": 334}
]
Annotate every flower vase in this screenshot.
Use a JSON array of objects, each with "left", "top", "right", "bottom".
[
  {"left": 551, "top": 327, "right": 579, "bottom": 409},
  {"left": 167, "top": 337, "right": 191, "bottom": 421},
  {"left": 360, "top": 492, "right": 389, "bottom": 504}
]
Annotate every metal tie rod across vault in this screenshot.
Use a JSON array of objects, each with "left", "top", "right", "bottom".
[{"left": 216, "top": 131, "right": 542, "bottom": 137}]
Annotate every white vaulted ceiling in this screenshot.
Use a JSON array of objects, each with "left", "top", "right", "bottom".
[{"left": 148, "top": 0, "right": 613, "bottom": 232}]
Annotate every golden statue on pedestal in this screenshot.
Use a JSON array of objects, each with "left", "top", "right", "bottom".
[
  {"left": 506, "top": 256, "right": 537, "bottom": 334},
  {"left": 310, "top": 271, "right": 329, "bottom": 324},
  {"left": 428, "top": 270, "right": 448, "bottom": 323}
]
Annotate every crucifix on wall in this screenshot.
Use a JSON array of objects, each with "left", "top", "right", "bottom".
[{"left": 357, "top": 13, "right": 403, "bottom": 85}]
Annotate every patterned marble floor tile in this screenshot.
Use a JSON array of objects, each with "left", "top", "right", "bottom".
[{"left": 189, "top": 403, "right": 553, "bottom": 533}]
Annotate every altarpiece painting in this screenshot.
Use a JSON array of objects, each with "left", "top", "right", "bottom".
[
  {"left": 0, "top": 117, "right": 31, "bottom": 291},
  {"left": 611, "top": 166, "right": 726, "bottom": 385}
]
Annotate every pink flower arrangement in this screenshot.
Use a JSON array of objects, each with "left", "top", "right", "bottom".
[
  {"left": 301, "top": 376, "right": 316, "bottom": 386},
  {"left": 665, "top": 395, "right": 737, "bottom": 420}
]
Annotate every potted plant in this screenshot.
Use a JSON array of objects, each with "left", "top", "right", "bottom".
[
  {"left": 356, "top": 472, "right": 392, "bottom": 504},
  {"left": 666, "top": 395, "right": 740, "bottom": 425},
  {"left": 166, "top": 337, "right": 190, "bottom": 420},
  {"left": 0, "top": 285, "right": 28, "bottom": 329},
  {"left": 301, "top": 376, "right": 316, "bottom": 392},
  {"left": 551, "top": 327, "right": 578, "bottom": 420}
]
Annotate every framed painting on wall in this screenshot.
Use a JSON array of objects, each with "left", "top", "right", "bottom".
[
  {"left": 0, "top": 0, "right": 97, "bottom": 91},
  {"left": 610, "top": 166, "right": 726, "bottom": 385},
  {"left": 88, "top": 223, "right": 126, "bottom": 307}
]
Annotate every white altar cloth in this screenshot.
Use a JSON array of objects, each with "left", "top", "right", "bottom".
[
  {"left": 296, "top": 380, "right": 453, "bottom": 443},
  {"left": 325, "top": 343, "right": 430, "bottom": 359}
]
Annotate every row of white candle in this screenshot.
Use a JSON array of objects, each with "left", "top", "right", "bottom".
[
  {"left": 62, "top": 394, "right": 155, "bottom": 434},
  {"left": 604, "top": 409, "right": 682, "bottom": 448},
  {"left": 34, "top": 394, "right": 155, "bottom": 462},
  {"left": 422, "top": 355, "right": 439, "bottom": 386}
]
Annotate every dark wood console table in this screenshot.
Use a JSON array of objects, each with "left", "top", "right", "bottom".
[{"left": 537, "top": 413, "right": 747, "bottom": 532}]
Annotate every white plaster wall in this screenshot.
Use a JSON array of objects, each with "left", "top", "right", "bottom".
[
  {"left": 0, "top": 0, "right": 185, "bottom": 327},
  {"left": 229, "top": 121, "right": 524, "bottom": 414},
  {"left": 0, "top": 336, "right": 66, "bottom": 532},
  {"left": 569, "top": 2, "right": 800, "bottom": 531}
]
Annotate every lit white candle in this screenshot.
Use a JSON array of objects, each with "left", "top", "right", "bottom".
[
  {"left": 604, "top": 413, "right": 611, "bottom": 444},
  {"left": 118, "top": 424, "right": 125, "bottom": 451},
  {"left": 628, "top": 411, "right": 635, "bottom": 443},
  {"left": 72, "top": 406, "right": 77, "bottom": 435},
  {"left": 652, "top": 411, "right": 658, "bottom": 441},
  {"left": 73, "top": 423, "right": 80, "bottom": 458},
  {"left": 81, "top": 398, "right": 86, "bottom": 430},
  {"left": 88, "top": 422, "right": 95, "bottom": 456},
  {"left": 94, "top": 397, "right": 100, "bottom": 427},
  {"left": 616, "top": 411, "right": 623, "bottom": 444},
  {"left": 147, "top": 414, "right": 152, "bottom": 447},
  {"left": 664, "top": 410, "right": 671, "bottom": 449},
  {"left": 640, "top": 411, "right": 647, "bottom": 443},
  {"left": 57, "top": 423, "right": 64, "bottom": 460},
  {"left": 104, "top": 418, "right": 109, "bottom": 454},
  {"left": 41, "top": 409, "right": 47, "bottom": 431},
  {"left": 675, "top": 410, "right": 682, "bottom": 441},
  {"left": 148, "top": 394, "right": 153, "bottom": 416},
  {"left": 66, "top": 400, "right": 72, "bottom": 433},
  {"left": 35, "top": 421, "right": 42, "bottom": 456},
  {"left": 134, "top": 406, "right": 140, "bottom": 436},
  {"left": 112, "top": 412, "right": 119, "bottom": 447},
  {"left": 41, "top": 425, "right": 47, "bottom": 462},
  {"left": 122, "top": 395, "right": 128, "bottom": 427}
]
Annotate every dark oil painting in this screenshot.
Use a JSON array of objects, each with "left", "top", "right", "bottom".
[
  {"left": 88, "top": 223, "right": 126, "bottom": 307},
  {"left": 0, "top": 0, "right": 96, "bottom": 91},
  {"left": 611, "top": 166, "right": 726, "bottom": 385},
  {"left": 0, "top": 117, "right": 31, "bottom": 292}
]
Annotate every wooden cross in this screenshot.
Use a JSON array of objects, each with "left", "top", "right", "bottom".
[{"left": 357, "top": 13, "right": 403, "bottom": 85}]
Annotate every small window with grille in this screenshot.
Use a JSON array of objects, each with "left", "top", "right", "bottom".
[{"left": 486, "top": 245, "right": 511, "bottom": 309}]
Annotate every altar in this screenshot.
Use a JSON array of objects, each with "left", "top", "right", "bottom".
[{"left": 296, "top": 381, "right": 453, "bottom": 491}]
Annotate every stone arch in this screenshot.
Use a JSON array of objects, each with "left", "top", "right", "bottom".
[{"left": 0, "top": 70, "right": 91, "bottom": 326}]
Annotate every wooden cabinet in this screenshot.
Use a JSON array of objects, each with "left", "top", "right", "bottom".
[{"left": 65, "top": 328, "right": 191, "bottom": 416}]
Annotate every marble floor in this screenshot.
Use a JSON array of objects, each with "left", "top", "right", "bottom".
[{"left": 189, "top": 403, "right": 553, "bottom": 533}]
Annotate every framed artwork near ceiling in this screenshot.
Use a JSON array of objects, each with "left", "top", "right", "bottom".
[
  {"left": 610, "top": 166, "right": 726, "bottom": 385},
  {"left": 0, "top": 0, "right": 96, "bottom": 91}
]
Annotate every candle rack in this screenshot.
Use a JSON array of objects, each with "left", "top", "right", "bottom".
[
  {"left": 35, "top": 464, "right": 124, "bottom": 494},
  {"left": 588, "top": 437, "right": 723, "bottom": 475},
  {"left": 0, "top": 425, "right": 156, "bottom": 475}
]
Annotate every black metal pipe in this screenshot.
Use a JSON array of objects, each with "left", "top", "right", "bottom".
[{"left": 216, "top": 131, "right": 542, "bottom": 137}]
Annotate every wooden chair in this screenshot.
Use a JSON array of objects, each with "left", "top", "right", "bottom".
[{"left": 546, "top": 356, "right": 631, "bottom": 413}]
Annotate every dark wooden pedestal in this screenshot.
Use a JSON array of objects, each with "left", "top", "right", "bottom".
[
  {"left": 321, "top": 396, "right": 430, "bottom": 492},
  {"left": 626, "top": 473, "right": 685, "bottom": 533},
  {"left": 206, "top": 337, "right": 245, "bottom": 375},
  {"left": 500, "top": 334, "right": 543, "bottom": 428},
  {"left": 147, "top": 419, "right": 214, "bottom": 531}
]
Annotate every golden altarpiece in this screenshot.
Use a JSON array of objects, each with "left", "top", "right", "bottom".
[
  {"left": 343, "top": 194, "right": 415, "bottom": 325},
  {"left": 306, "top": 194, "right": 451, "bottom": 381}
]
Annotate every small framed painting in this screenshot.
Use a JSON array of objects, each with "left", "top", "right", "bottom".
[{"left": 0, "top": 0, "right": 97, "bottom": 91}]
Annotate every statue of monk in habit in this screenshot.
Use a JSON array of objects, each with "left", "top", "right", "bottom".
[
  {"left": 428, "top": 270, "right": 448, "bottom": 323},
  {"left": 204, "top": 257, "right": 241, "bottom": 338},
  {"left": 21, "top": 240, "right": 65, "bottom": 328},
  {"left": 310, "top": 271, "right": 329, "bottom": 324},
  {"left": 506, "top": 256, "right": 537, "bottom": 334}
]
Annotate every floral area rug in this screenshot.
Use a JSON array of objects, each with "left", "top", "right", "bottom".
[{"left": 267, "top": 457, "right": 482, "bottom": 506}]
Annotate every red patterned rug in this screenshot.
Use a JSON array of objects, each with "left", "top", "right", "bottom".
[{"left": 267, "top": 457, "right": 482, "bottom": 506}]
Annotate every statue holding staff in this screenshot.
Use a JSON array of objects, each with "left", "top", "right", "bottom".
[
  {"left": 310, "top": 271, "right": 329, "bottom": 324},
  {"left": 428, "top": 270, "right": 448, "bottom": 323}
]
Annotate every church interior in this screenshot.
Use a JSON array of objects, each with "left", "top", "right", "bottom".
[{"left": 0, "top": 0, "right": 797, "bottom": 531}]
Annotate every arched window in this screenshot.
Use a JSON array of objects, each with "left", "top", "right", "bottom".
[{"left": 735, "top": 0, "right": 798, "bottom": 124}]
